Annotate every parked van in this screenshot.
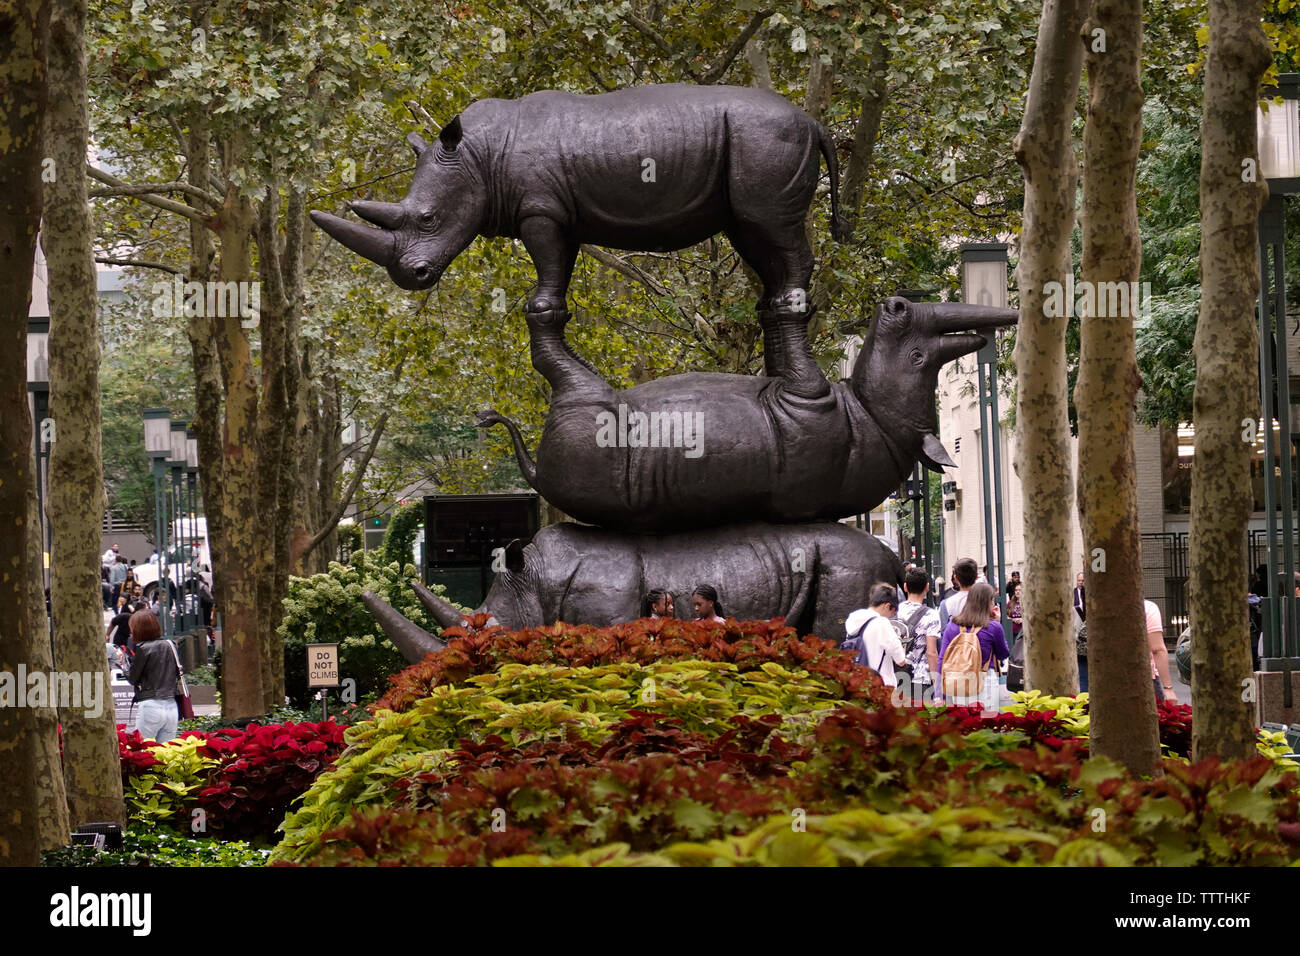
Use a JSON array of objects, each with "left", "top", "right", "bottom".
[{"left": 133, "top": 516, "right": 211, "bottom": 603}]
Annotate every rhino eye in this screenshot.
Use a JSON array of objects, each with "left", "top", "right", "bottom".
[
  {"left": 419, "top": 210, "right": 435, "bottom": 228},
  {"left": 910, "top": 348, "right": 925, "bottom": 368}
]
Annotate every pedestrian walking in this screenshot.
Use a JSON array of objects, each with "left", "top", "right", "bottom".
[
  {"left": 938, "top": 582, "right": 1009, "bottom": 708},
  {"left": 127, "top": 610, "right": 180, "bottom": 743}
]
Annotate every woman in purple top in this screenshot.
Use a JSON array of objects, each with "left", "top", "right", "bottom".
[{"left": 937, "top": 583, "right": 1009, "bottom": 702}]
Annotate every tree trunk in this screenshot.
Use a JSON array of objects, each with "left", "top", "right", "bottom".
[
  {"left": 1189, "top": 0, "right": 1271, "bottom": 760},
  {"left": 1076, "top": 0, "right": 1159, "bottom": 774},
  {"left": 254, "top": 186, "right": 289, "bottom": 712},
  {"left": 212, "top": 159, "right": 265, "bottom": 717},
  {"left": 27, "top": 440, "right": 71, "bottom": 848},
  {"left": 1012, "top": 0, "right": 1089, "bottom": 697},
  {"left": 45, "top": 0, "right": 124, "bottom": 827},
  {"left": 0, "top": 0, "right": 50, "bottom": 867}
]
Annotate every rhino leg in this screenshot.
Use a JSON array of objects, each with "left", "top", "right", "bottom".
[
  {"left": 756, "top": 303, "right": 830, "bottom": 400},
  {"left": 725, "top": 226, "right": 827, "bottom": 400}
]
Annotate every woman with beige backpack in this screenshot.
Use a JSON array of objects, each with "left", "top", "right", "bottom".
[{"left": 937, "top": 583, "right": 1010, "bottom": 709}]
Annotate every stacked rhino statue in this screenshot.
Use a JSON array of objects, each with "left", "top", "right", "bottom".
[
  {"left": 478, "top": 295, "right": 1015, "bottom": 533},
  {"left": 363, "top": 521, "right": 902, "bottom": 663},
  {"left": 312, "top": 84, "right": 1016, "bottom": 656}
]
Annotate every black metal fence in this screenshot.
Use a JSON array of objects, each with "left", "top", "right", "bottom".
[{"left": 1141, "top": 529, "right": 1300, "bottom": 637}]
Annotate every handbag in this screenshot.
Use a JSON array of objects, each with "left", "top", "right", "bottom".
[
  {"left": 1006, "top": 634, "right": 1025, "bottom": 692},
  {"left": 167, "top": 641, "right": 195, "bottom": 719}
]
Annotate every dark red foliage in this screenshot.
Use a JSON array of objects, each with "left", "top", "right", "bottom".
[
  {"left": 119, "top": 721, "right": 348, "bottom": 841},
  {"left": 374, "top": 617, "right": 883, "bottom": 713},
  {"left": 118, "top": 727, "right": 164, "bottom": 778},
  {"left": 1156, "top": 700, "right": 1193, "bottom": 757}
]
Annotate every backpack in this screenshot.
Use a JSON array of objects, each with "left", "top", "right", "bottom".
[
  {"left": 896, "top": 603, "right": 927, "bottom": 657},
  {"left": 941, "top": 625, "right": 985, "bottom": 699},
  {"left": 842, "top": 619, "right": 890, "bottom": 676}
]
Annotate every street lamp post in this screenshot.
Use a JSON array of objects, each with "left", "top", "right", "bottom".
[
  {"left": 962, "top": 243, "right": 1011, "bottom": 620},
  {"left": 185, "top": 429, "right": 200, "bottom": 645},
  {"left": 896, "top": 289, "right": 937, "bottom": 585},
  {"left": 1256, "top": 74, "right": 1300, "bottom": 701},
  {"left": 144, "top": 409, "right": 172, "bottom": 640},
  {"left": 168, "top": 420, "right": 188, "bottom": 635},
  {"left": 27, "top": 317, "right": 51, "bottom": 645}
]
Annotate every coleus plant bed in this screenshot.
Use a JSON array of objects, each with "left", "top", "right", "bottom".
[{"left": 374, "top": 617, "right": 877, "bottom": 714}]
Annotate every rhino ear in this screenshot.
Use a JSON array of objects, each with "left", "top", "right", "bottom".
[
  {"left": 438, "top": 114, "right": 463, "bottom": 151},
  {"left": 504, "top": 538, "right": 526, "bottom": 573},
  {"left": 407, "top": 132, "right": 428, "bottom": 157},
  {"left": 920, "top": 433, "right": 956, "bottom": 471}
]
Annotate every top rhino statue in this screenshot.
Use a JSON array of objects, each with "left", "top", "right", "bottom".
[
  {"left": 311, "top": 83, "right": 850, "bottom": 399},
  {"left": 479, "top": 296, "right": 1017, "bottom": 534}
]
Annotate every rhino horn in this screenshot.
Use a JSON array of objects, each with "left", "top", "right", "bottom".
[
  {"left": 934, "top": 331, "right": 989, "bottom": 366},
  {"left": 361, "top": 591, "right": 447, "bottom": 664},
  {"left": 927, "top": 303, "right": 1019, "bottom": 334},
  {"left": 350, "top": 200, "right": 405, "bottom": 230},
  {"left": 410, "top": 580, "right": 472, "bottom": 631},
  {"left": 309, "top": 210, "right": 396, "bottom": 267}
]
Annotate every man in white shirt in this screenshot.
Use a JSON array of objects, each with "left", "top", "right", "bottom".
[
  {"left": 1145, "top": 600, "right": 1178, "bottom": 704},
  {"left": 844, "top": 584, "right": 907, "bottom": 687},
  {"left": 939, "top": 558, "right": 979, "bottom": 631},
  {"left": 898, "top": 568, "right": 943, "bottom": 705}
]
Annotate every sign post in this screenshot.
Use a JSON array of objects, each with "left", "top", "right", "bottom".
[{"left": 306, "top": 643, "right": 339, "bottom": 721}]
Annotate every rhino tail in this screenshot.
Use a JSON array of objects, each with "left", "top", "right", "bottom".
[
  {"left": 816, "top": 123, "right": 851, "bottom": 243},
  {"left": 361, "top": 591, "right": 448, "bottom": 664},
  {"left": 475, "top": 408, "right": 538, "bottom": 486}
]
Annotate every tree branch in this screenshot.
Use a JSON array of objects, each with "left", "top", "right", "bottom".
[
  {"left": 701, "top": 11, "right": 771, "bottom": 84},
  {"left": 88, "top": 180, "right": 221, "bottom": 208},
  {"left": 624, "top": 11, "right": 698, "bottom": 79},
  {"left": 579, "top": 243, "right": 672, "bottom": 298},
  {"left": 300, "top": 409, "right": 390, "bottom": 558},
  {"left": 86, "top": 165, "right": 211, "bottom": 224},
  {"left": 94, "top": 256, "right": 184, "bottom": 275},
  {"left": 300, "top": 353, "right": 407, "bottom": 560}
]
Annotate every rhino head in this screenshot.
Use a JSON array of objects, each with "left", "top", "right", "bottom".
[
  {"left": 309, "top": 117, "right": 485, "bottom": 291},
  {"left": 361, "top": 540, "right": 543, "bottom": 664},
  {"left": 851, "top": 296, "right": 1018, "bottom": 470}
]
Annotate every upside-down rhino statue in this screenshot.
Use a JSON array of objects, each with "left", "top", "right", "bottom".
[
  {"left": 478, "top": 296, "right": 1017, "bottom": 533},
  {"left": 311, "top": 83, "right": 849, "bottom": 399},
  {"left": 363, "top": 519, "right": 902, "bottom": 663}
]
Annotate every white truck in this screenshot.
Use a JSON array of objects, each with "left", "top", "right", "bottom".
[{"left": 131, "top": 516, "right": 212, "bottom": 605}]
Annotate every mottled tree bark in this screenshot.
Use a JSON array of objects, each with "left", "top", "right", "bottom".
[
  {"left": 254, "top": 186, "right": 288, "bottom": 711},
  {"left": 1189, "top": 0, "right": 1271, "bottom": 760},
  {"left": 1012, "top": 0, "right": 1089, "bottom": 696},
  {"left": 44, "top": 0, "right": 124, "bottom": 826},
  {"left": 1077, "top": 0, "right": 1159, "bottom": 774},
  {"left": 0, "top": 0, "right": 51, "bottom": 867},
  {"left": 26, "top": 440, "right": 70, "bottom": 848},
  {"left": 211, "top": 146, "right": 265, "bottom": 717}
]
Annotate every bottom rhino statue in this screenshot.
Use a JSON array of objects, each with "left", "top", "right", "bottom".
[{"left": 364, "top": 520, "right": 903, "bottom": 663}]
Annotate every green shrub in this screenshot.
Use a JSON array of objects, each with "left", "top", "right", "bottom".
[
  {"left": 185, "top": 663, "right": 218, "bottom": 686},
  {"left": 380, "top": 501, "right": 424, "bottom": 569},
  {"left": 42, "top": 823, "right": 269, "bottom": 867},
  {"left": 277, "top": 550, "right": 458, "bottom": 708}
]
